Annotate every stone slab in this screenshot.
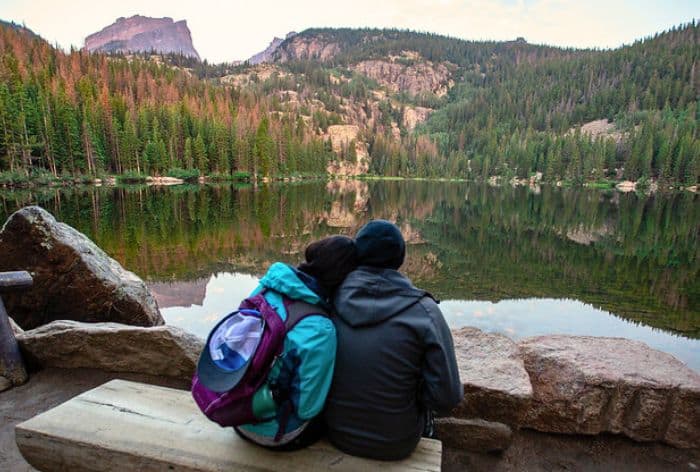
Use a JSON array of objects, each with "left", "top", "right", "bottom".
[
  {"left": 450, "top": 327, "right": 533, "bottom": 426},
  {"left": 17, "top": 320, "right": 203, "bottom": 382},
  {"left": 519, "top": 335, "right": 700, "bottom": 449},
  {"left": 435, "top": 417, "right": 512, "bottom": 452}
]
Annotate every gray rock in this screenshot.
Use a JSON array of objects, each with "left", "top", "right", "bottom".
[
  {"left": 450, "top": 327, "right": 533, "bottom": 426},
  {"left": 435, "top": 417, "right": 512, "bottom": 452},
  {"left": 17, "top": 320, "right": 203, "bottom": 382},
  {"left": 9, "top": 316, "right": 22, "bottom": 335},
  {"left": 0, "top": 375, "right": 12, "bottom": 392},
  {"left": 0, "top": 206, "right": 163, "bottom": 329},
  {"left": 520, "top": 335, "right": 700, "bottom": 449}
]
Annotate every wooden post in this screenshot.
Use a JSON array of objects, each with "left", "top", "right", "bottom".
[{"left": 0, "top": 271, "right": 33, "bottom": 388}]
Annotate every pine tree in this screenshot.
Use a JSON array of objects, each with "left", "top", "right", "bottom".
[
  {"left": 254, "top": 116, "right": 273, "bottom": 177},
  {"left": 184, "top": 136, "right": 193, "bottom": 170},
  {"left": 193, "top": 134, "right": 207, "bottom": 173}
]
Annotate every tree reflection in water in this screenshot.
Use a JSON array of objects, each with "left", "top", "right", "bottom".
[{"left": 0, "top": 181, "right": 697, "bottom": 341}]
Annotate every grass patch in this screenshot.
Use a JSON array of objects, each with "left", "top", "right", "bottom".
[
  {"left": 30, "top": 170, "right": 58, "bottom": 185},
  {"left": 635, "top": 176, "right": 651, "bottom": 191},
  {"left": 167, "top": 168, "right": 200, "bottom": 182},
  {"left": 117, "top": 171, "right": 148, "bottom": 184},
  {"left": 356, "top": 175, "right": 406, "bottom": 181},
  {"left": 585, "top": 179, "right": 617, "bottom": 189},
  {"left": 554, "top": 180, "right": 575, "bottom": 188},
  {"left": 272, "top": 172, "right": 327, "bottom": 180},
  {"left": 0, "top": 169, "right": 61, "bottom": 186},
  {"left": 232, "top": 171, "right": 251, "bottom": 181},
  {"left": 207, "top": 171, "right": 251, "bottom": 182}
]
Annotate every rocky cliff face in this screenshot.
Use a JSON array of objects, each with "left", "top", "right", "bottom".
[
  {"left": 85, "top": 15, "right": 200, "bottom": 59},
  {"left": 275, "top": 37, "right": 452, "bottom": 97},
  {"left": 248, "top": 32, "right": 296, "bottom": 64},
  {"left": 403, "top": 106, "right": 433, "bottom": 131},
  {"left": 275, "top": 34, "right": 341, "bottom": 62},
  {"left": 352, "top": 54, "right": 454, "bottom": 96},
  {"left": 325, "top": 125, "right": 370, "bottom": 176}
]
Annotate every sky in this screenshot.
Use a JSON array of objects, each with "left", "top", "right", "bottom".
[{"left": 1, "top": 0, "right": 698, "bottom": 63}]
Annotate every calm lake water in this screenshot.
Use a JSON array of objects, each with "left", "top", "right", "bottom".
[{"left": 1, "top": 180, "right": 698, "bottom": 370}]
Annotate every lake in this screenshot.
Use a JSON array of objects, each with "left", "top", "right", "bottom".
[{"left": 1, "top": 180, "right": 698, "bottom": 370}]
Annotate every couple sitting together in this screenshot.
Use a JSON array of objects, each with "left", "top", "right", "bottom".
[{"left": 193, "top": 220, "right": 463, "bottom": 461}]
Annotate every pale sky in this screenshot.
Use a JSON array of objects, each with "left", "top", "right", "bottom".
[{"left": 1, "top": 0, "right": 698, "bottom": 63}]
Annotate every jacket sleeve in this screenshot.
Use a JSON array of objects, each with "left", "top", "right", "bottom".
[
  {"left": 285, "top": 315, "right": 337, "bottom": 420},
  {"left": 420, "top": 299, "right": 464, "bottom": 415}
]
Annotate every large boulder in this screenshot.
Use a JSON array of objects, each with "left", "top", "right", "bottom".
[
  {"left": 434, "top": 417, "right": 512, "bottom": 452},
  {"left": 0, "top": 206, "right": 163, "bottom": 329},
  {"left": 519, "top": 335, "right": 700, "bottom": 449},
  {"left": 450, "top": 327, "right": 533, "bottom": 426},
  {"left": 17, "top": 320, "right": 203, "bottom": 382}
]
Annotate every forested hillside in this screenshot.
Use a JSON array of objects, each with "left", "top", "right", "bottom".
[
  {"left": 0, "top": 21, "right": 333, "bottom": 184},
  {"left": 0, "top": 19, "right": 697, "bottom": 185},
  {"left": 271, "top": 24, "right": 699, "bottom": 183},
  {"left": 417, "top": 23, "right": 699, "bottom": 184}
]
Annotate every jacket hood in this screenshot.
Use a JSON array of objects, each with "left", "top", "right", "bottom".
[
  {"left": 259, "top": 262, "right": 325, "bottom": 305},
  {"left": 334, "top": 266, "right": 429, "bottom": 327}
]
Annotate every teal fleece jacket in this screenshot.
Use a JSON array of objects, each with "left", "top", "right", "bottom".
[{"left": 238, "top": 262, "right": 336, "bottom": 440}]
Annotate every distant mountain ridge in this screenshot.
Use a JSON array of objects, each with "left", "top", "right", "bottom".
[
  {"left": 85, "top": 15, "right": 200, "bottom": 59},
  {"left": 248, "top": 32, "right": 296, "bottom": 64}
]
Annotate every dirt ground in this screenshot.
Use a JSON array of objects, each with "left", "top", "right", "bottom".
[
  {"left": 1, "top": 368, "right": 698, "bottom": 471},
  {"left": 443, "top": 431, "right": 699, "bottom": 471}
]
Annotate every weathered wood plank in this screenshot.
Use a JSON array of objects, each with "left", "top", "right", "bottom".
[
  {"left": 0, "top": 270, "right": 33, "bottom": 292},
  {"left": 16, "top": 379, "right": 442, "bottom": 471}
]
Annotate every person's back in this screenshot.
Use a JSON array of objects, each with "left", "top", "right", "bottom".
[
  {"left": 324, "top": 221, "right": 463, "bottom": 460},
  {"left": 196, "top": 235, "right": 357, "bottom": 450}
]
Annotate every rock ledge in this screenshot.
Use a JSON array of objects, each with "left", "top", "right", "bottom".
[
  {"left": 450, "top": 327, "right": 533, "bottom": 426},
  {"left": 520, "top": 335, "right": 700, "bottom": 449},
  {"left": 17, "top": 320, "right": 203, "bottom": 382}
]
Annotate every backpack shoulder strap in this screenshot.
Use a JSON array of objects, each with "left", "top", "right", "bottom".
[{"left": 284, "top": 299, "right": 330, "bottom": 331}]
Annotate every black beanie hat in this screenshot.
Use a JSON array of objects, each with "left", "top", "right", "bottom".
[
  {"left": 298, "top": 235, "right": 358, "bottom": 291},
  {"left": 355, "top": 219, "right": 405, "bottom": 270}
]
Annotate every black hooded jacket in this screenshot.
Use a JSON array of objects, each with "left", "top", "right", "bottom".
[{"left": 324, "top": 266, "right": 463, "bottom": 460}]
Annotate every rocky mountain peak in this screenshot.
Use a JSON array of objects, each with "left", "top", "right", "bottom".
[
  {"left": 84, "top": 15, "right": 200, "bottom": 59},
  {"left": 248, "top": 31, "right": 296, "bottom": 64}
]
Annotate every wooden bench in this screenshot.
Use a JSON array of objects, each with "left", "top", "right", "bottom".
[{"left": 15, "top": 379, "right": 442, "bottom": 471}]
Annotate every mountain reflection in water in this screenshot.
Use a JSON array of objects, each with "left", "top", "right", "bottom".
[{"left": 0, "top": 180, "right": 697, "bottom": 369}]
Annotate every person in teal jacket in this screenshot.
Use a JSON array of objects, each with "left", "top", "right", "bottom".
[{"left": 235, "top": 235, "right": 357, "bottom": 450}]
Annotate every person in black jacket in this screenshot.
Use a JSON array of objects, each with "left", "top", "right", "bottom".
[{"left": 324, "top": 220, "right": 463, "bottom": 460}]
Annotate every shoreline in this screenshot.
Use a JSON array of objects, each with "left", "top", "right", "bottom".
[{"left": 0, "top": 172, "right": 696, "bottom": 194}]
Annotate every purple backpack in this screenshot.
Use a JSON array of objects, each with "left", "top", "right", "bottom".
[{"left": 191, "top": 291, "right": 328, "bottom": 429}]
